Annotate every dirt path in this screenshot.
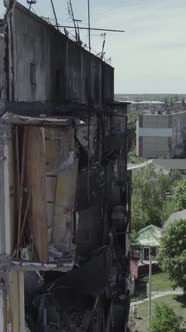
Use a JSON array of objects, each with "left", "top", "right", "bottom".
[{"left": 130, "top": 289, "right": 183, "bottom": 305}]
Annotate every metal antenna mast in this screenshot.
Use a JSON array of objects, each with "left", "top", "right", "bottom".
[
  {"left": 27, "top": 0, "right": 37, "bottom": 11},
  {"left": 54, "top": 25, "right": 125, "bottom": 33},
  {"left": 87, "top": 0, "right": 91, "bottom": 52},
  {"left": 67, "top": 1, "right": 82, "bottom": 42},
  {"left": 96, "top": 33, "right": 106, "bottom": 59},
  {"left": 101, "top": 33, "right": 106, "bottom": 59},
  {"left": 74, "top": 19, "right": 82, "bottom": 43},
  {"left": 50, "top": 0, "right": 59, "bottom": 29}
]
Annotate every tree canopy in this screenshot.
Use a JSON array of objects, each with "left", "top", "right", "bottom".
[
  {"left": 174, "top": 179, "right": 186, "bottom": 211},
  {"left": 162, "top": 178, "right": 186, "bottom": 221},
  {"left": 127, "top": 109, "right": 143, "bottom": 157},
  {"left": 150, "top": 304, "right": 182, "bottom": 332},
  {"left": 131, "top": 164, "right": 177, "bottom": 234},
  {"left": 158, "top": 219, "right": 186, "bottom": 288}
]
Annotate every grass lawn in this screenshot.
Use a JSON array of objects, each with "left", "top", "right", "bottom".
[
  {"left": 133, "top": 272, "right": 173, "bottom": 300},
  {"left": 129, "top": 294, "right": 186, "bottom": 332},
  {"left": 144, "top": 272, "right": 173, "bottom": 292}
]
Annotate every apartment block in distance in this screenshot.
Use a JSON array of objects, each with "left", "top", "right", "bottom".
[{"left": 136, "top": 112, "right": 186, "bottom": 158}]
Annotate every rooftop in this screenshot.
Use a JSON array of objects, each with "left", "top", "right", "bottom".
[
  {"left": 134, "top": 224, "right": 162, "bottom": 247},
  {"left": 165, "top": 209, "right": 186, "bottom": 228}
]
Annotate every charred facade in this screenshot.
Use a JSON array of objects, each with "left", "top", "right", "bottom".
[{"left": 0, "top": 2, "right": 131, "bottom": 331}]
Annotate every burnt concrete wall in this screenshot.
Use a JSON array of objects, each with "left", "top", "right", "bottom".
[
  {"left": 11, "top": 3, "right": 114, "bottom": 106},
  {"left": 77, "top": 206, "right": 102, "bottom": 257},
  {"left": 0, "top": 22, "right": 7, "bottom": 101}
]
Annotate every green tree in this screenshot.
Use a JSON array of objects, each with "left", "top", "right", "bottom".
[
  {"left": 162, "top": 175, "right": 186, "bottom": 221},
  {"left": 174, "top": 179, "right": 186, "bottom": 211},
  {"left": 150, "top": 304, "right": 182, "bottom": 332},
  {"left": 127, "top": 109, "right": 143, "bottom": 151},
  {"left": 159, "top": 219, "right": 186, "bottom": 288},
  {"left": 170, "top": 169, "right": 182, "bottom": 183},
  {"left": 131, "top": 164, "right": 173, "bottom": 233},
  {"left": 162, "top": 198, "right": 175, "bottom": 221}
]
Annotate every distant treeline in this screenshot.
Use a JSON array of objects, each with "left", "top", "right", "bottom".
[{"left": 115, "top": 94, "right": 186, "bottom": 103}]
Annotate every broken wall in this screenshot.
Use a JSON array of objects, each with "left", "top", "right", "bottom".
[
  {"left": 76, "top": 115, "right": 98, "bottom": 162},
  {"left": 0, "top": 123, "right": 15, "bottom": 256},
  {"left": 14, "top": 123, "right": 78, "bottom": 264},
  {"left": 0, "top": 271, "right": 25, "bottom": 332},
  {"left": 0, "top": 113, "right": 80, "bottom": 267}
]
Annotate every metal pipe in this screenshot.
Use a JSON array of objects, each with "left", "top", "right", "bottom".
[{"left": 54, "top": 25, "right": 125, "bottom": 33}]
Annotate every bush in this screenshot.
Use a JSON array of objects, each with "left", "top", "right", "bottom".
[{"left": 150, "top": 304, "right": 182, "bottom": 332}]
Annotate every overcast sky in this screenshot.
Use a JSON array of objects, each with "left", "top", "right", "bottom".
[{"left": 0, "top": 0, "right": 186, "bottom": 94}]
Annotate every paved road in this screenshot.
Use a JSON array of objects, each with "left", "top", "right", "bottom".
[
  {"left": 130, "top": 289, "right": 183, "bottom": 305},
  {"left": 127, "top": 159, "right": 153, "bottom": 171}
]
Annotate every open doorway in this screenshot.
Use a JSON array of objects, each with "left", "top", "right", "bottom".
[{"left": 143, "top": 247, "right": 150, "bottom": 260}]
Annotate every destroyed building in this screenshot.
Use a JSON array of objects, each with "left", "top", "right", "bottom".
[{"left": 0, "top": 1, "right": 131, "bottom": 331}]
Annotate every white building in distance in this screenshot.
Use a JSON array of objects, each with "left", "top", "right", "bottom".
[{"left": 136, "top": 112, "right": 186, "bottom": 158}]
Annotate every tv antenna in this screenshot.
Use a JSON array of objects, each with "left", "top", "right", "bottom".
[
  {"left": 53, "top": 0, "right": 125, "bottom": 53},
  {"left": 67, "top": 0, "right": 81, "bottom": 43},
  {"left": 97, "top": 33, "right": 106, "bottom": 60},
  {"left": 27, "top": 0, "right": 37, "bottom": 10}
]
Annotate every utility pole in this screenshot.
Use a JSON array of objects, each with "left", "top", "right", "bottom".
[{"left": 148, "top": 248, "right": 152, "bottom": 328}]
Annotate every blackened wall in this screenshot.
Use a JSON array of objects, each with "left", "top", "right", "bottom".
[
  {"left": 10, "top": 3, "right": 114, "bottom": 106},
  {"left": 0, "top": 22, "right": 7, "bottom": 101}
]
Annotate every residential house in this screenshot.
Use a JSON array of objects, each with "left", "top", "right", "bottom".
[{"left": 130, "top": 225, "right": 162, "bottom": 279}]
